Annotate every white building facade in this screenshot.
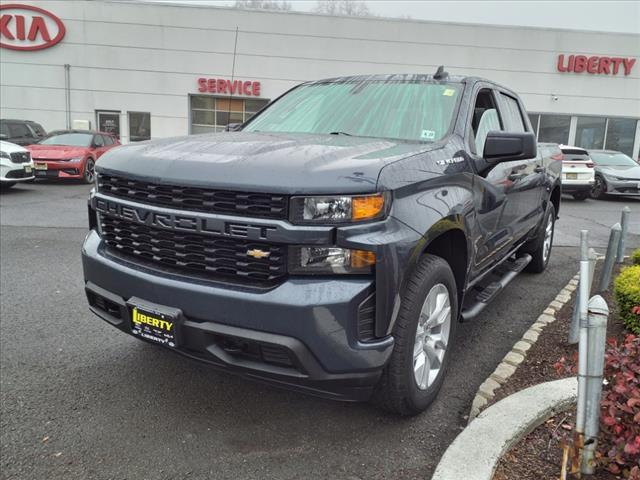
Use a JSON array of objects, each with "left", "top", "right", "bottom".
[{"left": 1, "top": 0, "right": 639, "bottom": 157}]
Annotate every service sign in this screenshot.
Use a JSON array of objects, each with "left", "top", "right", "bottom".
[{"left": 0, "top": 4, "right": 66, "bottom": 51}]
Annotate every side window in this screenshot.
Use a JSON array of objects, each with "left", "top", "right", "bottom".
[
  {"left": 471, "top": 88, "right": 503, "bottom": 156},
  {"left": 499, "top": 93, "right": 526, "bottom": 133},
  {"left": 103, "top": 135, "right": 114, "bottom": 146},
  {"left": 0, "top": 122, "right": 8, "bottom": 136},
  {"left": 93, "top": 135, "right": 104, "bottom": 147},
  {"left": 8, "top": 122, "right": 31, "bottom": 138}
]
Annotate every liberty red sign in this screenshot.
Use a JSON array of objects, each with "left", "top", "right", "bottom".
[
  {"left": 0, "top": 4, "right": 65, "bottom": 51},
  {"left": 557, "top": 54, "right": 636, "bottom": 76}
]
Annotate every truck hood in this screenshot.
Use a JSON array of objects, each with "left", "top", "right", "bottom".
[
  {"left": 28, "top": 145, "right": 89, "bottom": 160},
  {"left": 96, "top": 132, "right": 441, "bottom": 194}
]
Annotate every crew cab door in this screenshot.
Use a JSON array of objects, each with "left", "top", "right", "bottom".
[{"left": 493, "top": 90, "right": 544, "bottom": 241}]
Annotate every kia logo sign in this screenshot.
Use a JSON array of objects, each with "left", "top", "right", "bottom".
[{"left": 0, "top": 4, "right": 65, "bottom": 51}]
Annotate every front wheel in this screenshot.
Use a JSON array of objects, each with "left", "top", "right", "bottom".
[
  {"left": 591, "top": 176, "right": 607, "bottom": 199},
  {"left": 83, "top": 158, "right": 96, "bottom": 184},
  {"left": 372, "top": 255, "right": 458, "bottom": 416},
  {"left": 524, "top": 203, "right": 555, "bottom": 273}
]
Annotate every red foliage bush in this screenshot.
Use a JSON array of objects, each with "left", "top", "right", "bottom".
[
  {"left": 554, "top": 335, "right": 640, "bottom": 478},
  {"left": 600, "top": 334, "right": 640, "bottom": 477}
]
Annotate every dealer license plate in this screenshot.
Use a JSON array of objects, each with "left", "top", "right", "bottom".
[
  {"left": 34, "top": 162, "right": 47, "bottom": 170},
  {"left": 130, "top": 303, "right": 178, "bottom": 348},
  {"left": 24, "top": 166, "right": 32, "bottom": 174},
  {"left": 566, "top": 172, "right": 578, "bottom": 180}
]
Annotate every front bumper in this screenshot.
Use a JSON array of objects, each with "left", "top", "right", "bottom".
[
  {"left": 82, "top": 229, "right": 395, "bottom": 401},
  {"left": 0, "top": 161, "right": 35, "bottom": 182},
  {"left": 603, "top": 177, "right": 640, "bottom": 196},
  {"left": 32, "top": 160, "right": 83, "bottom": 179}
]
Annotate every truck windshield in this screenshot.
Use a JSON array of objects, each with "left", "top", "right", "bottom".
[{"left": 244, "top": 81, "right": 461, "bottom": 142}]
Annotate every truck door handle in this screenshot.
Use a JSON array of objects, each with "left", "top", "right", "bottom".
[
  {"left": 508, "top": 173, "right": 527, "bottom": 181},
  {"left": 534, "top": 166, "right": 545, "bottom": 173}
]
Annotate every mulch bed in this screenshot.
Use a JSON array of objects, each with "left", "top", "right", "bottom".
[{"left": 490, "top": 262, "right": 631, "bottom": 480}]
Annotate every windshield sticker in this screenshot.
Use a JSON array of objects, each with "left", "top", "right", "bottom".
[
  {"left": 421, "top": 130, "right": 436, "bottom": 140},
  {"left": 436, "top": 157, "right": 465, "bottom": 166},
  {"left": 443, "top": 89, "right": 456, "bottom": 96}
]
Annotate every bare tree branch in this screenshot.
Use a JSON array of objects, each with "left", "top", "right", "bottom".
[
  {"left": 233, "top": 0, "right": 292, "bottom": 11},
  {"left": 314, "top": 0, "right": 373, "bottom": 17}
]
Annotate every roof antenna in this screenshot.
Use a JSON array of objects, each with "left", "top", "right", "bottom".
[{"left": 433, "top": 65, "right": 448, "bottom": 80}]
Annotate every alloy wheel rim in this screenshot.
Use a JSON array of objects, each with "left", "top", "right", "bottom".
[
  {"left": 543, "top": 214, "right": 553, "bottom": 263},
  {"left": 413, "top": 283, "right": 452, "bottom": 391},
  {"left": 86, "top": 160, "right": 95, "bottom": 182}
]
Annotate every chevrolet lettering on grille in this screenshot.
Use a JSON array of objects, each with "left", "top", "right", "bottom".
[{"left": 93, "top": 197, "right": 277, "bottom": 241}]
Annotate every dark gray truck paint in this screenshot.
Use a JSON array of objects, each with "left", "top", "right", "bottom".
[{"left": 82, "top": 74, "right": 562, "bottom": 402}]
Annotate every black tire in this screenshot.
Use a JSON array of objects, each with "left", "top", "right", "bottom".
[
  {"left": 372, "top": 255, "right": 458, "bottom": 416},
  {"left": 591, "top": 175, "right": 607, "bottom": 199},
  {"left": 83, "top": 157, "right": 96, "bottom": 184},
  {"left": 572, "top": 191, "right": 589, "bottom": 201},
  {"left": 523, "top": 203, "right": 555, "bottom": 273}
]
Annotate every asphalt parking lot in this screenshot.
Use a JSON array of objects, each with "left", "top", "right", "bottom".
[{"left": 0, "top": 182, "right": 638, "bottom": 480}]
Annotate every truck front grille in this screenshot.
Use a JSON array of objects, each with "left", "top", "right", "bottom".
[
  {"left": 100, "top": 215, "right": 287, "bottom": 286},
  {"left": 98, "top": 174, "right": 288, "bottom": 219}
]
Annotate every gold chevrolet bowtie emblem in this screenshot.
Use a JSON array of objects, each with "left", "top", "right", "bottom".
[{"left": 246, "top": 249, "right": 270, "bottom": 259}]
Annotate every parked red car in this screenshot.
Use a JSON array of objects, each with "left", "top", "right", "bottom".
[{"left": 28, "top": 130, "right": 120, "bottom": 183}]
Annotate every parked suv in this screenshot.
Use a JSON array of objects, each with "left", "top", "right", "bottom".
[
  {"left": 558, "top": 145, "right": 595, "bottom": 200},
  {"left": 0, "top": 140, "right": 34, "bottom": 188},
  {"left": 82, "top": 73, "right": 562, "bottom": 415},
  {"left": 0, "top": 119, "right": 47, "bottom": 146}
]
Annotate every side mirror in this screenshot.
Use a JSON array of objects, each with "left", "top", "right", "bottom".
[
  {"left": 225, "top": 123, "right": 243, "bottom": 132},
  {"left": 483, "top": 131, "right": 537, "bottom": 163}
]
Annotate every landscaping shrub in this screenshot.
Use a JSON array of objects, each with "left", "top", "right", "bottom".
[
  {"left": 632, "top": 248, "right": 640, "bottom": 265},
  {"left": 599, "top": 334, "right": 640, "bottom": 478},
  {"left": 614, "top": 265, "right": 640, "bottom": 334}
]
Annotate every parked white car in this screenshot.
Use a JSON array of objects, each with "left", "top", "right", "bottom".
[
  {"left": 0, "top": 140, "right": 34, "bottom": 188},
  {"left": 559, "top": 145, "right": 595, "bottom": 201}
]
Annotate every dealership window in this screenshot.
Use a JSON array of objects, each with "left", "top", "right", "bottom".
[
  {"left": 96, "top": 110, "right": 121, "bottom": 138},
  {"left": 190, "top": 96, "right": 269, "bottom": 134},
  {"left": 128, "top": 112, "right": 151, "bottom": 142},
  {"left": 538, "top": 114, "right": 570, "bottom": 144},
  {"left": 605, "top": 118, "right": 637, "bottom": 157},
  {"left": 575, "top": 116, "right": 606, "bottom": 150}
]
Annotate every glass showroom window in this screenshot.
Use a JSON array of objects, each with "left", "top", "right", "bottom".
[
  {"left": 575, "top": 116, "right": 606, "bottom": 150},
  {"left": 538, "top": 115, "right": 571, "bottom": 144},
  {"left": 190, "top": 96, "right": 269, "bottom": 134},
  {"left": 128, "top": 112, "right": 151, "bottom": 142},
  {"left": 605, "top": 118, "right": 637, "bottom": 157}
]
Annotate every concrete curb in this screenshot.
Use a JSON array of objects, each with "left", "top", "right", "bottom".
[
  {"left": 467, "top": 271, "right": 580, "bottom": 420},
  {"left": 432, "top": 377, "right": 578, "bottom": 480}
]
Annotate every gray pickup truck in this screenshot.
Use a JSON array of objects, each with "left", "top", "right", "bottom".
[{"left": 82, "top": 71, "right": 562, "bottom": 415}]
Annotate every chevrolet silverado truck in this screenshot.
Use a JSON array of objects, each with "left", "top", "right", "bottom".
[{"left": 82, "top": 71, "right": 562, "bottom": 415}]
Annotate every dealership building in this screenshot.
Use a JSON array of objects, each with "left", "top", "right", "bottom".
[{"left": 1, "top": 0, "right": 639, "bottom": 157}]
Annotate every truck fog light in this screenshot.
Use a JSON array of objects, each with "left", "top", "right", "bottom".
[{"left": 289, "top": 246, "right": 375, "bottom": 274}]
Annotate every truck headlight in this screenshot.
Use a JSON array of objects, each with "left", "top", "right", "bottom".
[
  {"left": 289, "top": 246, "right": 376, "bottom": 274},
  {"left": 290, "top": 193, "right": 388, "bottom": 224}
]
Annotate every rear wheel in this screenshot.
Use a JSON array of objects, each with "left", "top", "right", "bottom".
[
  {"left": 572, "top": 191, "right": 589, "bottom": 201},
  {"left": 523, "top": 203, "right": 555, "bottom": 273},
  {"left": 591, "top": 175, "right": 607, "bottom": 199},
  {"left": 83, "top": 158, "right": 96, "bottom": 184},
  {"left": 372, "top": 255, "right": 458, "bottom": 416}
]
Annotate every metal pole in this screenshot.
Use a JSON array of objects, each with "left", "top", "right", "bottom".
[
  {"left": 569, "top": 248, "right": 597, "bottom": 344},
  {"left": 576, "top": 231, "right": 589, "bottom": 445},
  {"left": 598, "top": 223, "right": 621, "bottom": 292},
  {"left": 581, "top": 295, "right": 609, "bottom": 475},
  {"left": 64, "top": 64, "right": 71, "bottom": 129},
  {"left": 616, "top": 206, "right": 630, "bottom": 263}
]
